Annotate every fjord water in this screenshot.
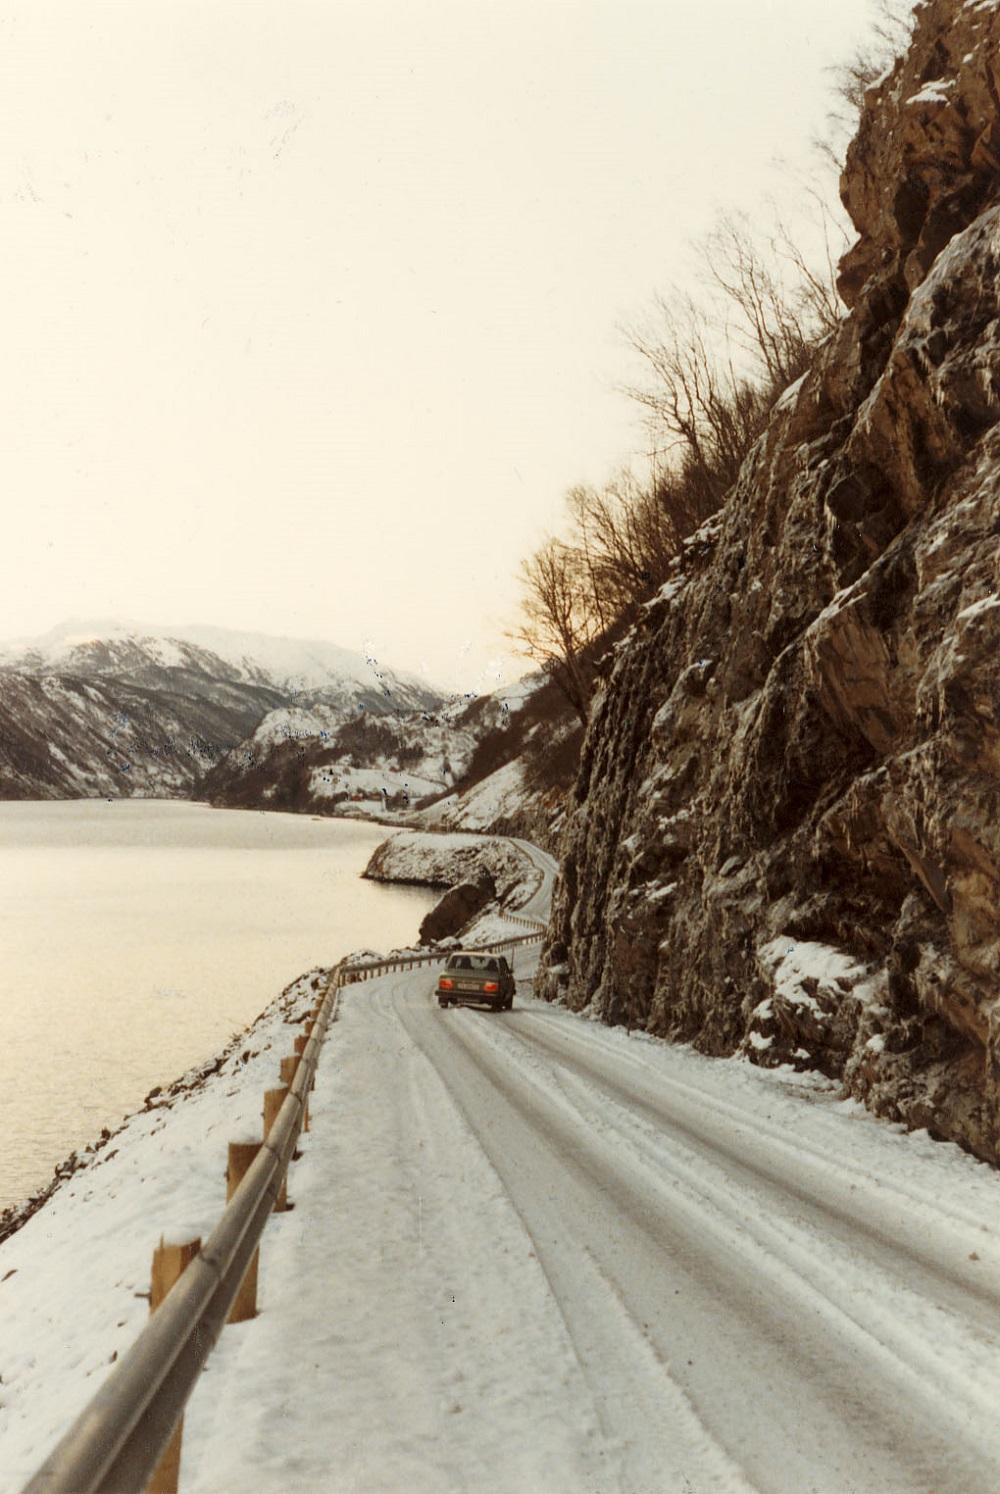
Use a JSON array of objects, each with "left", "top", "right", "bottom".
[{"left": 0, "top": 801, "right": 437, "bottom": 1210}]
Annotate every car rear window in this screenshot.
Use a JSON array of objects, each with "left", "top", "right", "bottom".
[{"left": 445, "top": 954, "right": 500, "bottom": 972}]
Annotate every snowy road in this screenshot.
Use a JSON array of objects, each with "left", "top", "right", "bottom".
[
  {"left": 507, "top": 837, "right": 558, "bottom": 922},
  {"left": 182, "top": 952, "right": 1000, "bottom": 1494}
]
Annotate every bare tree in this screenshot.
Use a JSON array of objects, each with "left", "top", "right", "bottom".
[
  {"left": 510, "top": 539, "right": 600, "bottom": 724},
  {"left": 626, "top": 295, "right": 771, "bottom": 508},
  {"left": 767, "top": 196, "right": 848, "bottom": 342},
  {"left": 566, "top": 472, "right": 678, "bottom": 624},
  {"left": 820, "top": 0, "right": 916, "bottom": 165},
  {"left": 509, "top": 0, "right": 915, "bottom": 733},
  {"left": 702, "top": 213, "right": 818, "bottom": 389}
]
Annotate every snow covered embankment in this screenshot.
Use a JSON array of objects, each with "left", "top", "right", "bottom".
[
  {"left": 363, "top": 830, "right": 530, "bottom": 906},
  {"left": 0, "top": 970, "right": 327, "bottom": 1487}
]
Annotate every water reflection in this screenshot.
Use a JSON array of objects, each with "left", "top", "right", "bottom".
[{"left": 0, "top": 801, "right": 436, "bottom": 1208}]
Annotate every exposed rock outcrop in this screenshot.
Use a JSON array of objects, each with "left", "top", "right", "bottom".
[
  {"left": 365, "top": 828, "right": 523, "bottom": 888},
  {"left": 540, "top": 0, "right": 1000, "bottom": 1163},
  {"left": 418, "top": 873, "right": 497, "bottom": 944}
]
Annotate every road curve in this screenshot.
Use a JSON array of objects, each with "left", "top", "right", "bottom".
[{"left": 506, "top": 837, "right": 558, "bottom": 924}]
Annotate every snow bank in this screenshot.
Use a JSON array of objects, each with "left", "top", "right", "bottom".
[{"left": 0, "top": 969, "right": 328, "bottom": 1485}]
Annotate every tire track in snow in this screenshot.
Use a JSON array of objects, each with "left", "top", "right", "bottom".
[
  {"left": 511, "top": 1007, "right": 997, "bottom": 1243},
  {"left": 400, "top": 987, "right": 1000, "bottom": 1493},
  {"left": 498, "top": 1028, "right": 1000, "bottom": 1440},
  {"left": 395, "top": 992, "right": 752, "bottom": 1494}
]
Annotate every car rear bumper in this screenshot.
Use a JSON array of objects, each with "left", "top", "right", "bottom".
[{"left": 439, "top": 993, "right": 506, "bottom": 1009}]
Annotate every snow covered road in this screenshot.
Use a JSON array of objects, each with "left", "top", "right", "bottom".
[
  {"left": 507, "top": 837, "right": 558, "bottom": 923},
  {"left": 181, "top": 952, "right": 1000, "bottom": 1494}
]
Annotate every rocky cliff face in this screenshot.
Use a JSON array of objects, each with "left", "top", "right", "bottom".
[{"left": 540, "top": 0, "right": 1000, "bottom": 1163}]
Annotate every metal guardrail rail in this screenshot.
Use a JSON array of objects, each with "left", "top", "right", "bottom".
[
  {"left": 21, "top": 964, "right": 343, "bottom": 1494},
  {"left": 342, "top": 928, "right": 544, "bottom": 982},
  {"left": 22, "top": 921, "right": 547, "bottom": 1494}
]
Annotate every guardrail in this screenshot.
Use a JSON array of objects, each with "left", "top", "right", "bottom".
[
  {"left": 501, "top": 912, "right": 547, "bottom": 933},
  {"left": 342, "top": 928, "right": 544, "bottom": 983},
  {"left": 22, "top": 920, "right": 547, "bottom": 1494}
]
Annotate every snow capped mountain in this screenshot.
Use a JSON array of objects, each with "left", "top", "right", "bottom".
[
  {"left": 0, "top": 619, "right": 444, "bottom": 713},
  {"left": 0, "top": 618, "right": 558, "bottom": 824},
  {"left": 0, "top": 620, "right": 447, "bottom": 800}
]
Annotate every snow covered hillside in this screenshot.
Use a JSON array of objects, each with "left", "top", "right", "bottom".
[
  {"left": 202, "top": 703, "right": 480, "bottom": 817},
  {"left": 201, "top": 669, "right": 571, "bottom": 833},
  {"left": 0, "top": 619, "right": 443, "bottom": 711},
  {"left": 0, "top": 621, "right": 446, "bottom": 800},
  {"left": 411, "top": 676, "right": 581, "bottom": 851},
  {"left": 0, "top": 612, "right": 577, "bottom": 844},
  {"left": 0, "top": 666, "right": 284, "bottom": 800}
]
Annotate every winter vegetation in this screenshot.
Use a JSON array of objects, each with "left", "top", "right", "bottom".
[{"left": 510, "top": 0, "right": 915, "bottom": 737}]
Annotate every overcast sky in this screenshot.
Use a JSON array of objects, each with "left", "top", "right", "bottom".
[{"left": 1, "top": 0, "right": 878, "bottom": 692}]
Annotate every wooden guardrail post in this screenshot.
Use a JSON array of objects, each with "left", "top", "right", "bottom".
[
  {"left": 146, "top": 1237, "right": 201, "bottom": 1494},
  {"left": 226, "top": 1142, "right": 262, "bottom": 1323},
  {"left": 280, "top": 1053, "right": 310, "bottom": 1130},
  {"left": 263, "top": 1087, "right": 291, "bottom": 1211}
]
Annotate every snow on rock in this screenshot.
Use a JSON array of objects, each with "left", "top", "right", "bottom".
[
  {"left": 541, "top": 0, "right": 1000, "bottom": 1161},
  {"left": 363, "top": 830, "right": 529, "bottom": 907},
  {"left": 957, "top": 592, "right": 1000, "bottom": 620},
  {"left": 250, "top": 704, "right": 344, "bottom": 749},
  {"left": 907, "top": 77, "right": 956, "bottom": 105},
  {"left": 758, "top": 936, "right": 878, "bottom": 1011},
  {"left": 743, "top": 939, "right": 881, "bottom": 1076}
]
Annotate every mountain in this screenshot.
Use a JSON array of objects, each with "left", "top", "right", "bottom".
[
  {"left": 0, "top": 620, "right": 443, "bottom": 712},
  {"left": 537, "top": 0, "right": 1000, "bottom": 1164},
  {"left": 200, "top": 668, "right": 575, "bottom": 836},
  {"left": 0, "top": 621, "right": 445, "bottom": 800}
]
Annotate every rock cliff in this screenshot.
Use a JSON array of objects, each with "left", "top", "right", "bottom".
[{"left": 540, "top": 0, "right": 1000, "bottom": 1163}]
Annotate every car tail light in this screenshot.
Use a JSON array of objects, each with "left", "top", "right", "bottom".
[
  {"left": 439, "top": 977, "right": 454, "bottom": 990},
  {"left": 483, "top": 981, "right": 498, "bottom": 993}
]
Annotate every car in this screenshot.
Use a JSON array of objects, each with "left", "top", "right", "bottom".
[{"left": 436, "top": 951, "right": 515, "bottom": 1011}]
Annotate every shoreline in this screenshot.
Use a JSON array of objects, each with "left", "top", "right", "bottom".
[
  {"left": 0, "top": 965, "right": 335, "bottom": 1246},
  {"left": 1, "top": 822, "right": 543, "bottom": 1238},
  {"left": 0, "top": 804, "right": 440, "bottom": 1222}
]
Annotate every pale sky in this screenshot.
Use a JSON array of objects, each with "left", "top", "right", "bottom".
[{"left": 1, "top": 0, "right": 876, "bottom": 692}]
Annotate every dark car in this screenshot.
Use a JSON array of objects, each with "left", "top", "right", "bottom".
[{"left": 437, "top": 951, "right": 515, "bottom": 1011}]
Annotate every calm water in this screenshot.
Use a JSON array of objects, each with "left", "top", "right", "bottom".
[{"left": 0, "top": 801, "right": 436, "bottom": 1209}]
